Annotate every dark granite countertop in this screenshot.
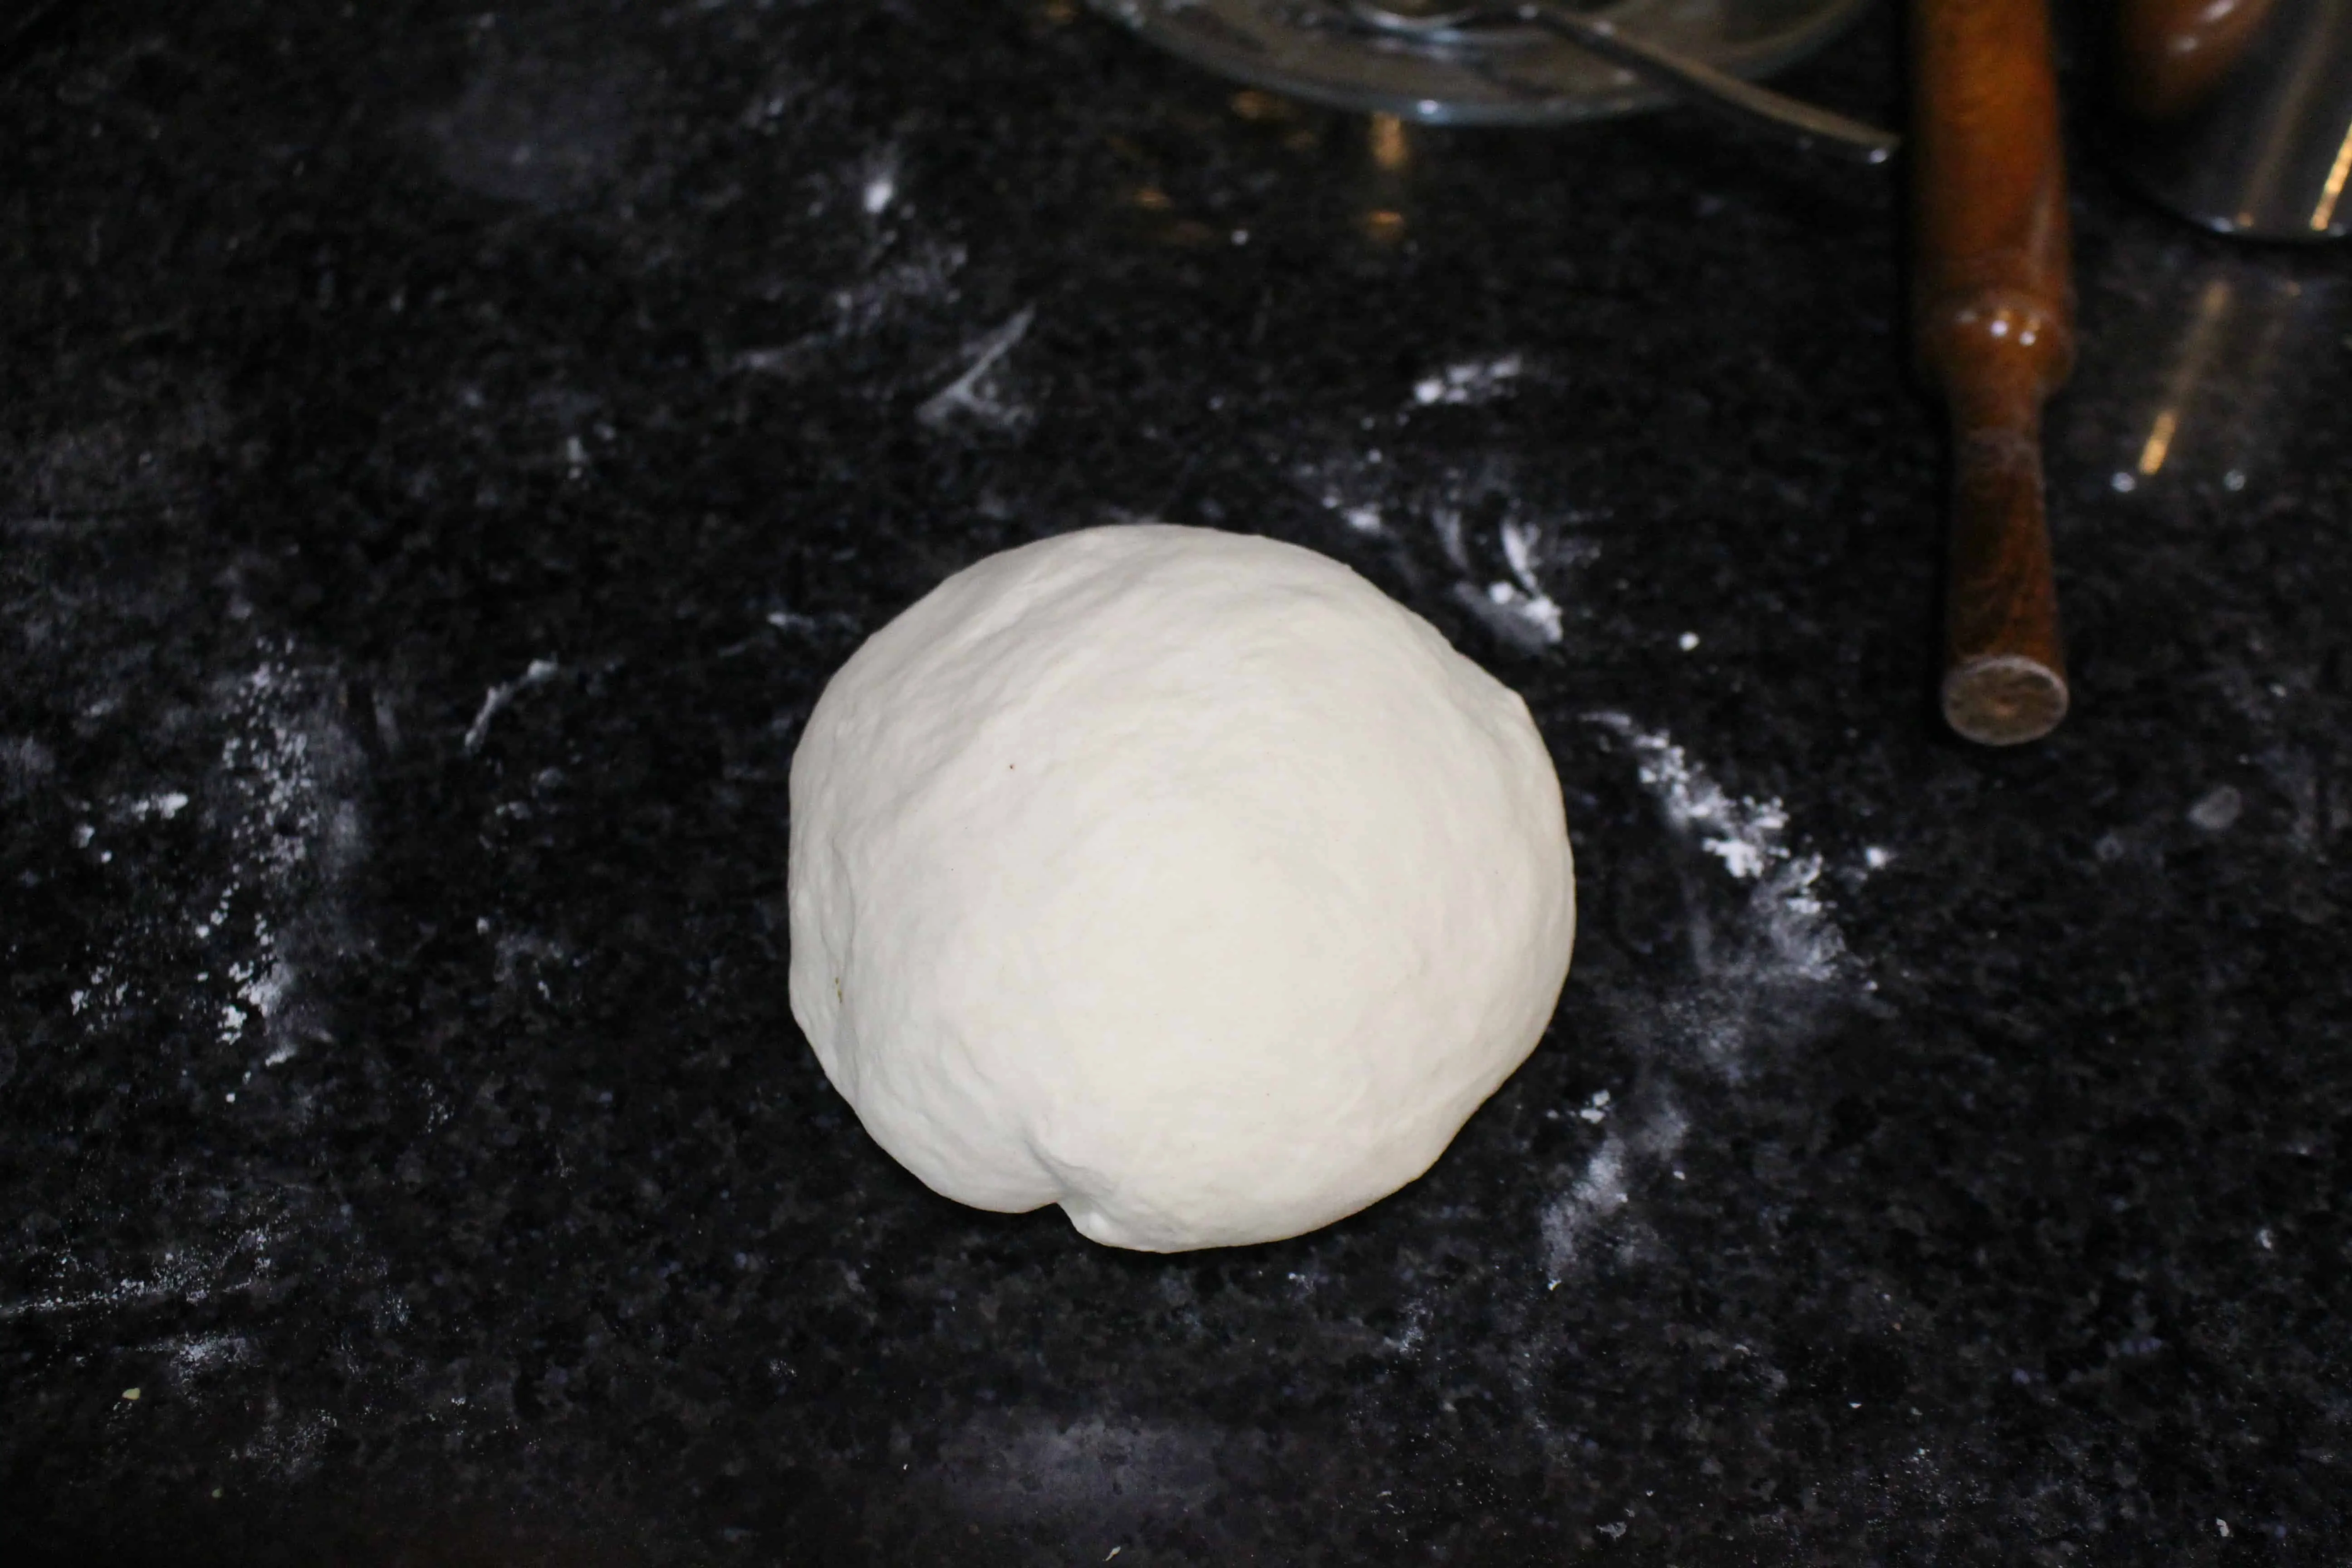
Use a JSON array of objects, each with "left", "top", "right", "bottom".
[{"left": 5, "top": 1, "right": 2348, "bottom": 1562}]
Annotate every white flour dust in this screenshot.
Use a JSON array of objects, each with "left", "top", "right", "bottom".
[
  {"left": 1448, "top": 514, "right": 1568, "bottom": 652},
  {"left": 764, "top": 608, "right": 860, "bottom": 639},
  {"left": 237, "top": 1409, "right": 340, "bottom": 1480},
  {"left": 1300, "top": 450, "right": 1596, "bottom": 656},
  {"left": 165, "top": 1331, "right": 257, "bottom": 1382},
  {"left": 1411, "top": 354, "right": 1524, "bottom": 407},
  {"left": 918, "top": 306, "right": 1036, "bottom": 432},
  {"left": 463, "top": 657, "right": 560, "bottom": 755},
  {"left": 116, "top": 790, "right": 191, "bottom": 823},
  {"left": 941, "top": 1412, "right": 1225, "bottom": 1526},
  {"left": 860, "top": 145, "right": 901, "bottom": 217},
  {"left": 1299, "top": 448, "right": 1394, "bottom": 535},
  {"left": 841, "top": 243, "right": 966, "bottom": 331},
  {"left": 2, "top": 1180, "right": 400, "bottom": 1465},
  {"left": 1538, "top": 718, "right": 1868, "bottom": 1281},
  {"left": 0, "top": 1223, "right": 282, "bottom": 1324},
  {"left": 68, "top": 963, "right": 127, "bottom": 1022},
  {"left": 1540, "top": 1092, "right": 1691, "bottom": 1278},
  {"left": 1588, "top": 713, "right": 1848, "bottom": 983},
  {"left": 1541, "top": 1135, "right": 1628, "bottom": 1275},
  {"left": 204, "top": 655, "right": 368, "bottom": 1072},
  {"left": 719, "top": 138, "right": 985, "bottom": 386},
  {"left": 63, "top": 654, "right": 366, "bottom": 1073},
  {"left": 733, "top": 235, "right": 967, "bottom": 379}
]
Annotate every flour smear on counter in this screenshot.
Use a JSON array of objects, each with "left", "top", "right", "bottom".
[
  {"left": 208, "top": 654, "right": 369, "bottom": 1071},
  {"left": 1588, "top": 712, "right": 1850, "bottom": 987},
  {"left": 1411, "top": 353, "right": 1525, "bottom": 407},
  {"left": 6, "top": 646, "right": 387, "bottom": 1411},
  {"left": 0, "top": 1225, "right": 280, "bottom": 1325},
  {"left": 1445, "top": 511, "right": 1568, "bottom": 653},
  {"left": 1302, "top": 446, "right": 1594, "bottom": 656},
  {"left": 1539, "top": 716, "right": 1869, "bottom": 1282}
]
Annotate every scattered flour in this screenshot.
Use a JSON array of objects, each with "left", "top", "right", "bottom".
[
  {"left": 917, "top": 306, "right": 1036, "bottom": 432},
  {"left": 0, "top": 1224, "right": 281, "bottom": 1324},
  {"left": 162, "top": 1331, "right": 257, "bottom": 1382},
  {"left": 832, "top": 242, "right": 967, "bottom": 337},
  {"left": 68, "top": 965, "right": 127, "bottom": 1021},
  {"left": 205, "top": 655, "right": 368, "bottom": 1069},
  {"left": 861, "top": 145, "right": 900, "bottom": 216},
  {"left": 1300, "top": 450, "right": 1593, "bottom": 656},
  {"left": 765, "top": 607, "right": 860, "bottom": 638},
  {"left": 1452, "top": 515, "right": 1567, "bottom": 652},
  {"left": 117, "top": 790, "right": 191, "bottom": 822},
  {"left": 1539, "top": 717, "right": 1865, "bottom": 1281},
  {"left": 463, "top": 657, "right": 560, "bottom": 755},
  {"left": 1387, "top": 1296, "right": 1434, "bottom": 1357},
  {"left": 237, "top": 1409, "right": 339, "bottom": 1480},
  {"left": 942, "top": 1413, "right": 1224, "bottom": 1525},
  {"left": 1298, "top": 450, "right": 1392, "bottom": 537},
  {"left": 54, "top": 654, "right": 366, "bottom": 1069},
  {"left": 1412, "top": 354, "right": 1524, "bottom": 407},
  {"left": 733, "top": 236, "right": 967, "bottom": 379},
  {"left": 1587, "top": 713, "right": 1847, "bottom": 982},
  {"left": 2188, "top": 784, "right": 2243, "bottom": 833},
  {"left": 1540, "top": 1135, "right": 1630, "bottom": 1274}
]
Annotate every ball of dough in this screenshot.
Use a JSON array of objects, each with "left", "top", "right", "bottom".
[{"left": 788, "top": 524, "right": 1575, "bottom": 1251}]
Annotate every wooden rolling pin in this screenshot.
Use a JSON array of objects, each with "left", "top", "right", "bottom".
[{"left": 1911, "top": 0, "right": 2075, "bottom": 745}]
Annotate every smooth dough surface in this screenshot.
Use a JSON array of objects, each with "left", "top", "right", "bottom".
[{"left": 788, "top": 524, "right": 1576, "bottom": 1251}]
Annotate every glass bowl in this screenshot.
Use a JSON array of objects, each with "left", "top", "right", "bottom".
[{"left": 1087, "top": 0, "right": 1874, "bottom": 127}]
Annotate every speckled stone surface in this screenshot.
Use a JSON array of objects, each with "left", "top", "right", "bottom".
[{"left": 5, "top": 2, "right": 2349, "bottom": 1563}]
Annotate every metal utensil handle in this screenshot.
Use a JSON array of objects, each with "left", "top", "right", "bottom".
[{"left": 1515, "top": 3, "right": 1900, "bottom": 163}]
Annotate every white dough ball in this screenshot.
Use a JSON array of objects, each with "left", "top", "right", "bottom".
[{"left": 788, "top": 524, "right": 1575, "bottom": 1251}]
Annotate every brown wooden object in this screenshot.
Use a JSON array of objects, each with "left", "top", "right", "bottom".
[
  {"left": 2116, "top": 0, "right": 2277, "bottom": 121},
  {"left": 1911, "top": 0, "right": 2076, "bottom": 745}
]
